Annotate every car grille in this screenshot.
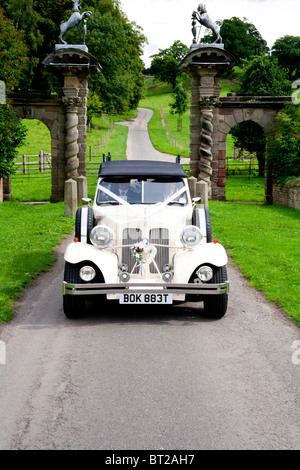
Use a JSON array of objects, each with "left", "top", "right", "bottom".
[
  {"left": 122, "top": 228, "right": 169, "bottom": 273},
  {"left": 149, "top": 228, "right": 169, "bottom": 273}
]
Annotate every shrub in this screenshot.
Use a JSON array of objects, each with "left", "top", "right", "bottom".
[
  {"left": 0, "top": 105, "right": 27, "bottom": 179},
  {"left": 267, "top": 103, "right": 300, "bottom": 182}
]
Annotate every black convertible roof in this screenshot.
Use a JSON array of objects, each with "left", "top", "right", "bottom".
[{"left": 98, "top": 160, "right": 187, "bottom": 178}]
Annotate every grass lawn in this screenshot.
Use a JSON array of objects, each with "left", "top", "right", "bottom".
[
  {"left": 226, "top": 176, "right": 265, "bottom": 202},
  {"left": 210, "top": 202, "right": 300, "bottom": 324},
  {"left": 0, "top": 202, "right": 74, "bottom": 322}
]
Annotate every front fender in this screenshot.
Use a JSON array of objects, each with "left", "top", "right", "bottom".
[
  {"left": 64, "top": 242, "right": 118, "bottom": 283},
  {"left": 173, "top": 242, "right": 228, "bottom": 283}
]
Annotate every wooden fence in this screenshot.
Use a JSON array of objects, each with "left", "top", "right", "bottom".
[
  {"left": 226, "top": 152, "right": 259, "bottom": 176},
  {"left": 88, "top": 123, "right": 115, "bottom": 157},
  {"left": 14, "top": 147, "right": 259, "bottom": 178},
  {"left": 14, "top": 151, "right": 51, "bottom": 174},
  {"left": 159, "top": 107, "right": 187, "bottom": 150}
]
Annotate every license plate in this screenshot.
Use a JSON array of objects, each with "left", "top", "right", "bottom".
[{"left": 119, "top": 293, "right": 173, "bottom": 304}]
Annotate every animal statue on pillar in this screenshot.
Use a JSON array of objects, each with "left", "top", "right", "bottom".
[
  {"left": 192, "top": 3, "right": 222, "bottom": 44},
  {"left": 59, "top": 0, "right": 92, "bottom": 45}
]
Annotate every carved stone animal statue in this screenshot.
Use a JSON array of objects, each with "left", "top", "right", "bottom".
[
  {"left": 193, "top": 3, "right": 222, "bottom": 44},
  {"left": 59, "top": 0, "right": 92, "bottom": 45}
]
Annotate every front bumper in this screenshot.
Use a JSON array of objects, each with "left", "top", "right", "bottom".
[{"left": 62, "top": 281, "right": 230, "bottom": 296}]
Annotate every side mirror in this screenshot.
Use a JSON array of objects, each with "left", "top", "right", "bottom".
[
  {"left": 82, "top": 198, "right": 92, "bottom": 206},
  {"left": 192, "top": 197, "right": 201, "bottom": 209}
]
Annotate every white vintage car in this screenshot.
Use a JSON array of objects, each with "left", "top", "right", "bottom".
[{"left": 63, "top": 159, "right": 229, "bottom": 318}]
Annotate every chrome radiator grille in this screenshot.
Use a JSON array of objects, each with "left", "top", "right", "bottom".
[
  {"left": 149, "top": 228, "right": 169, "bottom": 273},
  {"left": 122, "top": 228, "right": 142, "bottom": 272},
  {"left": 122, "top": 228, "right": 169, "bottom": 273}
]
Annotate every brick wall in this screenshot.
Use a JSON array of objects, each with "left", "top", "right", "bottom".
[{"left": 273, "top": 182, "right": 300, "bottom": 210}]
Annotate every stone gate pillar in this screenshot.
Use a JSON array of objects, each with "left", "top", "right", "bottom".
[
  {"left": 179, "top": 46, "right": 236, "bottom": 199},
  {"left": 43, "top": 48, "right": 101, "bottom": 202}
]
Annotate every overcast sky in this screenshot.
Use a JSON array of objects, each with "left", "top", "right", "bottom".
[{"left": 119, "top": 0, "right": 300, "bottom": 67}]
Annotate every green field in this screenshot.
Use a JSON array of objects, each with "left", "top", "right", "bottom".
[
  {"left": 0, "top": 202, "right": 74, "bottom": 322},
  {"left": 210, "top": 201, "right": 300, "bottom": 322},
  {"left": 1, "top": 78, "right": 299, "bottom": 325}
]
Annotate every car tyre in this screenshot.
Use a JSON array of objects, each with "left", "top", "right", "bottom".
[
  {"left": 192, "top": 208, "right": 212, "bottom": 242},
  {"left": 203, "top": 265, "right": 228, "bottom": 319},
  {"left": 75, "top": 206, "right": 94, "bottom": 244},
  {"left": 63, "top": 262, "right": 86, "bottom": 319}
]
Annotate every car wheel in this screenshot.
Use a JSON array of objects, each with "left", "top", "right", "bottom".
[
  {"left": 203, "top": 266, "right": 228, "bottom": 319},
  {"left": 204, "top": 209, "right": 212, "bottom": 243},
  {"left": 192, "top": 208, "right": 212, "bottom": 242},
  {"left": 75, "top": 206, "right": 94, "bottom": 244},
  {"left": 63, "top": 262, "right": 86, "bottom": 319}
]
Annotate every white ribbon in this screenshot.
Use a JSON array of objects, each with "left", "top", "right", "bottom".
[{"left": 131, "top": 240, "right": 157, "bottom": 277}]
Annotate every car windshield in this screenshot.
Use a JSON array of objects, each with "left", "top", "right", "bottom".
[{"left": 96, "top": 178, "right": 188, "bottom": 205}]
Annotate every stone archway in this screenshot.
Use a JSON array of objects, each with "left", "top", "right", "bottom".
[
  {"left": 215, "top": 96, "right": 290, "bottom": 202},
  {"left": 214, "top": 96, "right": 289, "bottom": 201},
  {"left": 8, "top": 47, "right": 101, "bottom": 203},
  {"left": 179, "top": 46, "right": 292, "bottom": 202},
  {"left": 11, "top": 93, "right": 64, "bottom": 202}
]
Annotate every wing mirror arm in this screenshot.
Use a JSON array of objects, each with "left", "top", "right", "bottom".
[
  {"left": 192, "top": 197, "right": 200, "bottom": 209},
  {"left": 82, "top": 198, "right": 92, "bottom": 207}
]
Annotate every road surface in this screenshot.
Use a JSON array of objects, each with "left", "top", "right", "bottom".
[
  {"left": 118, "top": 107, "right": 189, "bottom": 163},
  {"left": 0, "top": 109, "right": 299, "bottom": 450}
]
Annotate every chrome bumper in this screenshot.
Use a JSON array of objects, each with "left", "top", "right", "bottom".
[{"left": 62, "top": 281, "right": 229, "bottom": 296}]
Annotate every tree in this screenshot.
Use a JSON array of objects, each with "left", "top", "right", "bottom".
[
  {"left": 0, "top": 106, "right": 27, "bottom": 180},
  {"left": 237, "top": 55, "right": 291, "bottom": 95},
  {"left": 267, "top": 103, "right": 300, "bottom": 181},
  {"left": 230, "top": 55, "right": 291, "bottom": 177},
  {"left": 3, "top": 0, "right": 74, "bottom": 89},
  {"left": 169, "top": 82, "right": 189, "bottom": 131},
  {"left": 2, "top": 0, "right": 147, "bottom": 112},
  {"left": 150, "top": 40, "right": 189, "bottom": 89},
  {"left": 151, "top": 40, "right": 190, "bottom": 63},
  {"left": 230, "top": 122, "right": 266, "bottom": 176},
  {"left": 201, "top": 17, "right": 268, "bottom": 63},
  {"left": 150, "top": 55, "right": 180, "bottom": 90},
  {"left": 87, "top": 92, "right": 102, "bottom": 125},
  {"left": 0, "top": 7, "right": 28, "bottom": 92},
  {"left": 272, "top": 35, "right": 300, "bottom": 80},
  {"left": 85, "top": 6, "right": 146, "bottom": 112},
  {"left": 0, "top": 8, "right": 27, "bottom": 182}
]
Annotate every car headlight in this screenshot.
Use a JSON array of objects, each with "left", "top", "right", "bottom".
[
  {"left": 196, "top": 265, "right": 213, "bottom": 282},
  {"left": 90, "top": 225, "right": 113, "bottom": 248},
  {"left": 79, "top": 266, "right": 96, "bottom": 282},
  {"left": 181, "top": 225, "right": 202, "bottom": 248}
]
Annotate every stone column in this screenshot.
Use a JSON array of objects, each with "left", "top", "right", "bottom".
[
  {"left": 199, "top": 97, "right": 217, "bottom": 197},
  {"left": 43, "top": 48, "right": 101, "bottom": 202},
  {"left": 78, "top": 81, "right": 89, "bottom": 177},
  {"left": 179, "top": 46, "right": 236, "bottom": 199},
  {"left": 62, "top": 91, "right": 82, "bottom": 180},
  {"left": 3, "top": 176, "right": 12, "bottom": 201},
  {"left": 189, "top": 76, "right": 201, "bottom": 177}
]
